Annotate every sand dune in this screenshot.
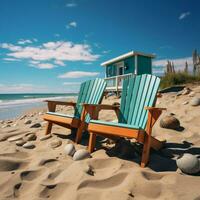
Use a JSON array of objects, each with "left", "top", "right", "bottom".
[{"left": 0, "top": 84, "right": 200, "bottom": 199}]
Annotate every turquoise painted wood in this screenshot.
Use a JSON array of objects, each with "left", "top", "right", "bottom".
[
  {"left": 119, "top": 74, "right": 160, "bottom": 129},
  {"left": 137, "top": 55, "right": 152, "bottom": 75},
  {"left": 75, "top": 78, "right": 106, "bottom": 122},
  {"left": 47, "top": 78, "right": 106, "bottom": 123},
  {"left": 106, "top": 56, "right": 135, "bottom": 77},
  {"left": 91, "top": 74, "right": 160, "bottom": 130}
]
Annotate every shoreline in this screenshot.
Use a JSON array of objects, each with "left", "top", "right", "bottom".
[{"left": 0, "top": 96, "right": 77, "bottom": 121}]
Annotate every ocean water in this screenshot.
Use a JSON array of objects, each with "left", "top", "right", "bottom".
[{"left": 0, "top": 93, "right": 78, "bottom": 120}]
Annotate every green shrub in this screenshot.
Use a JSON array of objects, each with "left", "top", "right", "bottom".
[{"left": 160, "top": 72, "right": 200, "bottom": 89}]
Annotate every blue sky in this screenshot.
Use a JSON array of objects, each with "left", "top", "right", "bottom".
[{"left": 0, "top": 0, "right": 199, "bottom": 93}]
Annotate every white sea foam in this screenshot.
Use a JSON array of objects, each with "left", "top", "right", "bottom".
[{"left": 0, "top": 96, "right": 76, "bottom": 109}]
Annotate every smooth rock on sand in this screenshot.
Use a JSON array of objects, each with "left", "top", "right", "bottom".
[
  {"left": 40, "top": 134, "right": 52, "bottom": 141},
  {"left": 182, "top": 87, "right": 191, "bottom": 95},
  {"left": 160, "top": 115, "right": 180, "bottom": 130},
  {"left": 7, "top": 135, "right": 24, "bottom": 142},
  {"left": 20, "top": 115, "right": 27, "bottom": 120},
  {"left": 16, "top": 140, "right": 26, "bottom": 146},
  {"left": 182, "top": 101, "right": 189, "bottom": 105},
  {"left": 73, "top": 149, "right": 91, "bottom": 161},
  {"left": 176, "top": 153, "right": 200, "bottom": 174},
  {"left": 30, "top": 123, "right": 41, "bottom": 128},
  {"left": 189, "top": 92, "right": 195, "bottom": 97},
  {"left": 25, "top": 133, "right": 37, "bottom": 141},
  {"left": 64, "top": 143, "right": 76, "bottom": 156},
  {"left": 24, "top": 119, "right": 32, "bottom": 124},
  {"left": 1, "top": 124, "right": 11, "bottom": 128},
  {"left": 190, "top": 97, "right": 200, "bottom": 106},
  {"left": 22, "top": 142, "right": 35, "bottom": 149},
  {"left": 50, "top": 139, "right": 62, "bottom": 148}
]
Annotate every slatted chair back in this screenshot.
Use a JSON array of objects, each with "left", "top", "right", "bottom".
[
  {"left": 74, "top": 78, "right": 107, "bottom": 122},
  {"left": 119, "top": 74, "right": 160, "bottom": 129}
]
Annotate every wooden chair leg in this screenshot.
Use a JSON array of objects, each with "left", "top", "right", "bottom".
[
  {"left": 141, "top": 133, "right": 152, "bottom": 167},
  {"left": 45, "top": 122, "right": 53, "bottom": 135},
  {"left": 88, "top": 132, "right": 96, "bottom": 153},
  {"left": 75, "top": 122, "right": 85, "bottom": 143}
]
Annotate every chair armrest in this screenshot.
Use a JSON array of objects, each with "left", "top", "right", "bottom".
[
  {"left": 44, "top": 100, "right": 76, "bottom": 107},
  {"left": 144, "top": 107, "right": 166, "bottom": 111}
]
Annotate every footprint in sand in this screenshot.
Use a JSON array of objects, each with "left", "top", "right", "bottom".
[
  {"left": 38, "top": 158, "right": 58, "bottom": 167},
  {"left": 77, "top": 172, "right": 128, "bottom": 190},
  {"left": 20, "top": 168, "right": 46, "bottom": 181},
  {"left": 39, "top": 183, "right": 68, "bottom": 199},
  {"left": 141, "top": 171, "right": 164, "bottom": 181},
  {"left": 88, "top": 158, "right": 123, "bottom": 176},
  {"left": 0, "top": 158, "right": 25, "bottom": 171}
]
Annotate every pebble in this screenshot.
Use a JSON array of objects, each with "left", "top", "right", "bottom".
[
  {"left": 20, "top": 115, "right": 27, "bottom": 120},
  {"left": 64, "top": 143, "right": 76, "bottom": 156},
  {"left": 25, "top": 133, "right": 37, "bottom": 141},
  {"left": 190, "top": 97, "right": 200, "bottom": 106},
  {"left": 160, "top": 116, "right": 180, "bottom": 130},
  {"left": 7, "top": 135, "right": 24, "bottom": 142},
  {"left": 73, "top": 149, "right": 91, "bottom": 161},
  {"left": 16, "top": 140, "right": 26, "bottom": 146},
  {"left": 82, "top": 164, "right": 94, "bottom": 175},
  {"left": 189, "top": 92, "right": 195, "bottom": 97},
  {"left": 23, "top": 142, "right": 35, "bottom": 149},
  {"left": 176, "top": 153, "right": 200, "bottom": 174},
  {"left": 40, "top": 134, "right": 52, "bottom": 141},
  {"left": 182, "top": 87, "right": 191, "bottom": 95},
  {"left": 24, "top": 119, "right": 32, "bottom": 124},
  {"left": 182, "top": 101, "right": 189, "bottom": 105},
  {"left": 2, "top": 124, "right": 11, "bottom": 128},
  {"left": 30, "top": 123, "right": 41, "bottom": 128},
  {"left": 50, "top": 139, "right": 62, "bottom": 148}
]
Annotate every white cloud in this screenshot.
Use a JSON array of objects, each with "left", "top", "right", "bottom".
[
  {"left": 34, "top": 63, "right": 55, "bottom": 69},
  {"left": 179, "top": 12, "right": 190, "bottom": 20},
  {"left": 84, "top": 62, "right": 92, "bottom": 65},
  {"left": 29, "top": 60, "right": 40, "bottom": 65},
  {"left": 1, "top": 43, "right": 22, "bottom": 51},
  {"left": 54, "top": 60, "right": 65, "bottom": 66},
  {"left": 63, "top": 82, "right": 81, "bottom": 85},
  {"left": 102, "top": 50, "right": 111, "bottom": 54},
  {"left": 0, "top": 41, "right": 99, "bottom": 68},
  {"left": 58, "top": 71, "right": 99, "bottom": 78},
  {"left": 153, "top": 57, "right": 193, "bottom": 74},
  {"left": 18, "top": 39, "right": 33, "bottom": 45},
  {"left": 3, "top": 58, "right": 20, "bottom": 61},
  {"left": 66, "top": 3, "right": 77, "bottom": 7},
  {"left": 0, "top": 83, "right": 48, "bottom": 93},
  {"left": 66, "top": 21, "right": 77, "bottom": 29}
]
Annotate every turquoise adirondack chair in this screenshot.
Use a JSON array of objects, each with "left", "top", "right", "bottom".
[
  {"left": 43, "top": 78, "right": 107, "bottom": 143},
  {"left": 81, "top": 74, "right": 166, "bottom": 167}
]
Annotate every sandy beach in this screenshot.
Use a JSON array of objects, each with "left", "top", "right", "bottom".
[{"left": 0, "top": 84, "right": 200, "bottom": 200}]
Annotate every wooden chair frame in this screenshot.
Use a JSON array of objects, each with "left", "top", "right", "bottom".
[{"left": 81, "top": 103, "right": 166, "bottom": 167}]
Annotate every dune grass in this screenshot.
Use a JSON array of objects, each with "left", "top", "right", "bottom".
[{"left": 160, "top": 72, "right": 200, "bottom": 89}]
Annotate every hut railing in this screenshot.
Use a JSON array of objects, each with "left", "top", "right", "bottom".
[{"left": 104, "top": 73, "right": 134, "bottom": 92}]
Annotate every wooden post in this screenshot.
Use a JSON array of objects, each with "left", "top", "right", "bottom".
[
  {"left": 88, "top": 132, "right": 96, "bottom": 153},
  {"left": 45, "top": 102, "right": 56, "bottom": 135},
  {"left": 141, "top": 110, "right": 153, "bottom": 167}
]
